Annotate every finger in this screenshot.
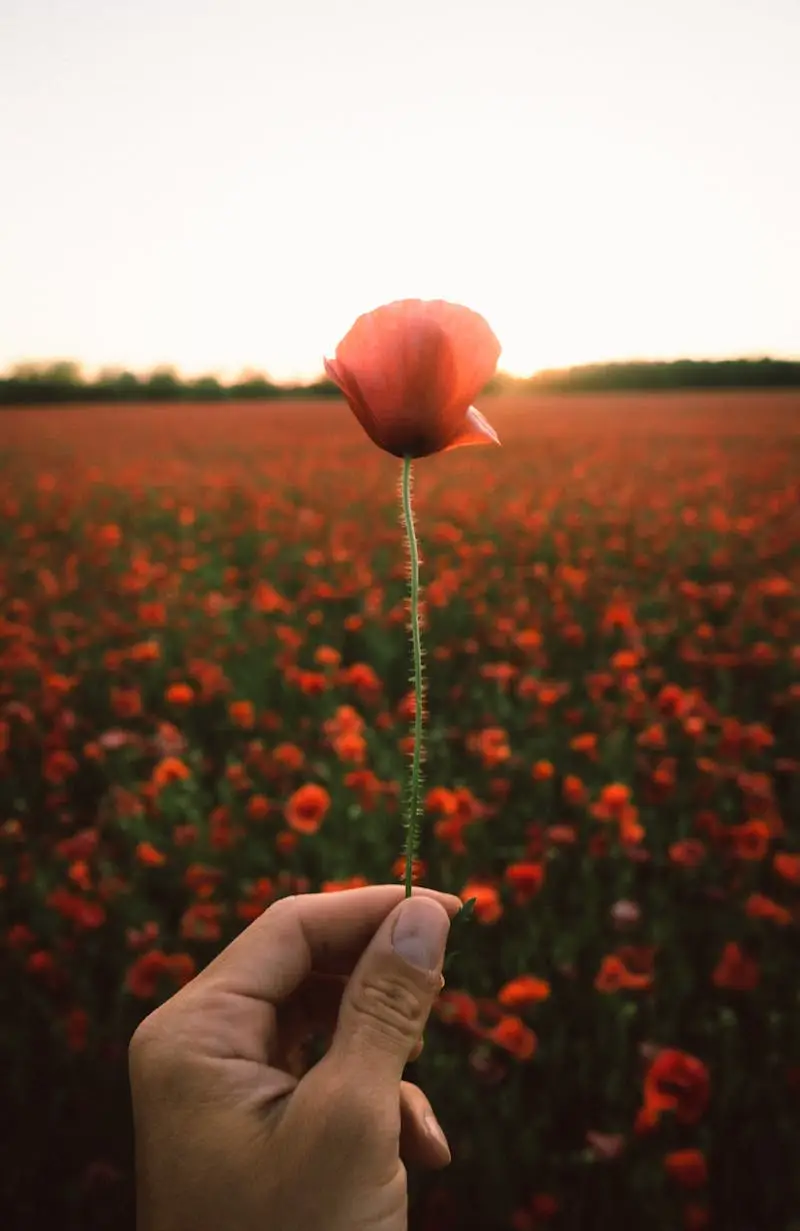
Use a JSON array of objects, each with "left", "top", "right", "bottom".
[
  {"left": 165, "top": 886, "right": 460, "bottom": 1065},
  {"left": 281, "top": 979, "right": 424, "bottom": 1071},
  {"left": 399, "top": 1081, "right": 451, "bottom": 1169},
  {"left": 200, "top": 885, "right": 461, "bottom": 1004},
  {"left": 329, "top": 895, "right": 452, "bottom": 1088}
]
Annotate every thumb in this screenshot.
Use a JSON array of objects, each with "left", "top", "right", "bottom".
[{"left": 330, "top": 895, "right": 452, "bottom": 1087}]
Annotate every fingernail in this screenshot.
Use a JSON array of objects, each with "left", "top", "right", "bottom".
[
  {"left": 424, "top": 1113, "right": 451, "bottom": 1159},
  {"left": 392, "top": 898, "right": 451, "bottom": 972}
]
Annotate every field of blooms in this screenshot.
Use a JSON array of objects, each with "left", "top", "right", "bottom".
[{"left": 2, "top": 391, "right": 799, "bottom": 1231}]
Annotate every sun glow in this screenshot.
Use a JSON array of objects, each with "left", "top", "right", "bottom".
[{"left": 0, "top": 0, "right": 797, "bottom": 381}]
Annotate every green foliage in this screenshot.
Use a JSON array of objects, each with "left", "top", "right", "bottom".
[{"left": 2, "top": 359, "right": 799, "bottom": 406}]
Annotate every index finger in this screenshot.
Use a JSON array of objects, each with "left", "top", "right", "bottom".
[{"left": 199, "top": 884, "right": 462, "bottom": 1005}]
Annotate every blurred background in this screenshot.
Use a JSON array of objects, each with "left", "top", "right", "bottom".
[{"left": 1, "top": 1, "right": 799, "bottom": 1229}]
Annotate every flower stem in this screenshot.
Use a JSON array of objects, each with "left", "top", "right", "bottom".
[{"left": 401, "top": 454, "right": 424, "bottom": 898}]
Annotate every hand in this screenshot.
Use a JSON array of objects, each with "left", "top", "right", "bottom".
[{"left": 129, "top": 884, "right": 460, "bottom": 1231}]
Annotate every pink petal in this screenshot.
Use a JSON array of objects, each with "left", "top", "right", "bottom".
[{"left": 441, "top": 405, "right": 501, "bottom": 453}]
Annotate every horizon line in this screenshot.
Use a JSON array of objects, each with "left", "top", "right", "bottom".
[{"left": 4, "top": 351, "right": 800, "bottom": 386}]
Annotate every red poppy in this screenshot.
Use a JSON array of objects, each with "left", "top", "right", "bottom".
[
  {"left": 483, "top": 1014, "right": 537, "bottom": 1060},
  {"left": 664, "top": 1149, "right": 708, "bottom": 1189},
  {"left": 284, "top": 783, "right": 331, "bottom": 834},
  {"left": 460, "top": 881, "right": 502, "bottom": 923},
  {"left": 324, "top": 299, "right": 500, "bottom": 458},
  {"left": 744, "top": 892, "right": 792, "bottom": 926},
  {"left": 595, "top": 953, "right": 653, "bottom": 993},
  {"left": 504, "top": 861, "right": 546, "bottom": 903},
  {"left": 498, "top": 975, "right": 551, "bottom": 1007},
  {"left": 435, "top": 989, "right": 480, "bottom": 1029},
  {"left": 643, "top": 1048, "right": 710, "bottom": 1126},
  {"left": 774, "top": 852, "right": 800, "bottom": 886},
  {"left": 135, "top": 841, "right": 166, "bottom": 867},
  {"left": 712, "top": 941, "right": 760, "bottom": 991}
]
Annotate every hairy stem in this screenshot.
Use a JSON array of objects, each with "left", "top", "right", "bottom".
[{"left": 401, "top": 454, "right": 424, "bottom": 898}]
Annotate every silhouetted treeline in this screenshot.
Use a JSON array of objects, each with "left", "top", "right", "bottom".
[
  {"left": 496, "top": 357, "right": 800, "bottom": 393},
  {"left": 2, "top": 357, "right": 799, "bottom": 406},
  {"left": 0, "top": 364, "right": 341, "bottom": 406}
]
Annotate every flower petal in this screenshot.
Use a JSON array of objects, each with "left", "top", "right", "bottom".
[
  {"left": 441, "top": 405, "right": 500, "bottom": 453},
  {"left": 333, "top": 301, "right": 458, "bottom": 455},
  {"left": 429, "top": 301, "right": 502, "bottom": 413},
  {"left": 324, "top": 356, "right": 386, "bottom": 451}
]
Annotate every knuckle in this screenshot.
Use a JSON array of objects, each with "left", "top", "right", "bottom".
[{"left": 349, "top": 971, "right": 425, "bottom": 1048}]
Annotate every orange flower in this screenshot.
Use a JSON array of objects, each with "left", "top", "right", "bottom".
[
  {"left": 642, "top": 1048, "right": 710, "bottom": 1126},
  {"left": 229, "top": 700, "right": 255, "bottom": 729},
  {"left": 434, "top": 989, "right": 479, "bottom": 1029},
  {"left": 531, "top": 759, "right": 555, "bottom": 782},
  {"left": 483, "top": 1014, "right": 537, "bottom": 1060},
  {"left": 504, "top": 861, "right": 545, "bottom": 904},
  {"left": 664, "top": 1149, "right": 708, "bottom": 1190},
  {"left": 460, "top": 881, "right": 502, "bottom": 923},
  {"left": 284, "top": 783, "right": 331, "bottom": 834},
  {"left": 324, "top": 299, "right": 500, "bottom": 458},
  {"left": 745, "top": 892, "right": 792, "bottom": 926},
  {"left": 498, "top": 975, "right": 551, "bottom": 1007},
  {"left": 712, "top": 941, "right": 760, "bottom": 991},
  {"left": 774, "top": 852, "right": 800, "bottom": 886},
  {"left": 314, "top": 645, "right": 341, "bottom": 667},
  {"left": 390, "top": 856, "right": 427, "bottom": 884},
  {"left": 136, "top": 841, "right": 166, "bottom": 867},
  {"left": 321, "top": 875, "right": 370, "bottom": 892},
  {"left": 600, "top": 782, "right": 631, "bottom": 812},
  {"left": 165, "top": 682, "right": 194, "bottom": 706},
  {"left": 245, "top": 794, "right": 271, "bottom": 822},
  {"left": 271, "top": 742, "right": 305, "bottom": 772},
  {"left": 563, "top": 774, "right": 587, "bottom": 806},
  {"left": 669, "top": 839, "right": 706, "bottom": 868},
  {"left": 728, "top": 820, "right": 771, "bottom": 861},
  {"left": 595, "top": 954, "right": 652, "bottom": 993},
  {"left": 127, "top": 950, "right": 196, "bottom": 998},
  {"left": 152, "top": 757, "right": 191, "bottom": 790}
]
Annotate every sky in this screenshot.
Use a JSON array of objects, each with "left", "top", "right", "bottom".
[{"left": 1, "top": 0, "right": 798, "bottom": 383}]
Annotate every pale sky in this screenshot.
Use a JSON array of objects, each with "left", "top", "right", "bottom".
[{"left": 1, "top": 0, "right": 798, "bottom": 383}]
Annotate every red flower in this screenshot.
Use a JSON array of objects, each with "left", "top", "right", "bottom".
[
  {"left": 127, "top": 950, "right": 196, "bottom": 999},
  {"left": 712, "top": 941, "right": 760, "bottom": 991},
  {"left": 595, "top": 953, "right": 653, "bottom": 993},
  {"left": 774, "top": 852, "right": 800, "bottom": 886},
  {"left": 664, "top": 1149, "right": 708, "bottom": 1189},
  {"left": 460, "top": 881, "right": 502, "bottom": 923},
  {"left": 284, "top": 783, "right": 331, "bottom": 834},
  {"left": 483, "top": 1014, "right": 537, "bottom": 1060},
  {"left": 504, "top": 861, "right": 545, "bottom": 904},
  {"left": 498, "top": 975, "right": 551, "bottom": 1007},
  {"left": 324, "top": 299, "right": 500, "bottom": 458},
  {"left": 643, "top": 1048, "right": 710, "bottom": 1126}
]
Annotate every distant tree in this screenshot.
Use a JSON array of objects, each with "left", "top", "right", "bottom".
[
  {"left": 143, "top": 366, "right": 181, "bottom": 400},
  {"left": 189, "top": 375, "right": 223, "bottom": 398}
]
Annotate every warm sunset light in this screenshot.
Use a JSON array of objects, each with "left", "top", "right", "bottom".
[{"left": 1, "top": 0, "right": 797, "bottom": 381}]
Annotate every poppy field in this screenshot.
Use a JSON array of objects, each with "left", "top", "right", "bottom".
[{"left": 2, "top": 391, "right": 799, "bottom": 1231}]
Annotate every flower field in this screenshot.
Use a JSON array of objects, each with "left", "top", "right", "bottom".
[{"left": 2, "top": 391, "right": 799, "bottom": 1231}]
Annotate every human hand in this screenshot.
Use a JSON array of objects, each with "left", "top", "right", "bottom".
[{"left": 129, "top": 885, "right": 460, "bottom": 1231}]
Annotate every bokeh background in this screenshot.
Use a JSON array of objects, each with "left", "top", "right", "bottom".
[{"left": 2, "top": 1, "right": 799, "bottom": 1229}]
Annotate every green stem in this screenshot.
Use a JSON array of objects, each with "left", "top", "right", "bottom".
[{"left": 401, "top": 454, "right": 424, "bottom": 898}]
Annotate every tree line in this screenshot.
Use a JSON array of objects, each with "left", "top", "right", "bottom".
[{"left": 1, "top": 357, "right": 799, "bottom": 405}]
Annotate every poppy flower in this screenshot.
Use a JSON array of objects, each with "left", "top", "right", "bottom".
[
  {"left": 483, "top": 1014, "right": 537, "bottom": 1060},
  {"left": 498, "top": 975, "right": 551, "bottom": 1007},
  {"left": 324, "top": 299, "right": 501, "bottom": 458},
  {"left": 664, "top": 1149, "right": 708, "bottom": 1189},
  {"left": 284, "top": 783, "right": 331, "bottom": 834},
  {"left": 643, "top": 1048, "right": 710, "bottom": 1126},
  {"left": 712, "top": 941, "right": 760, "bottom": 991}
]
